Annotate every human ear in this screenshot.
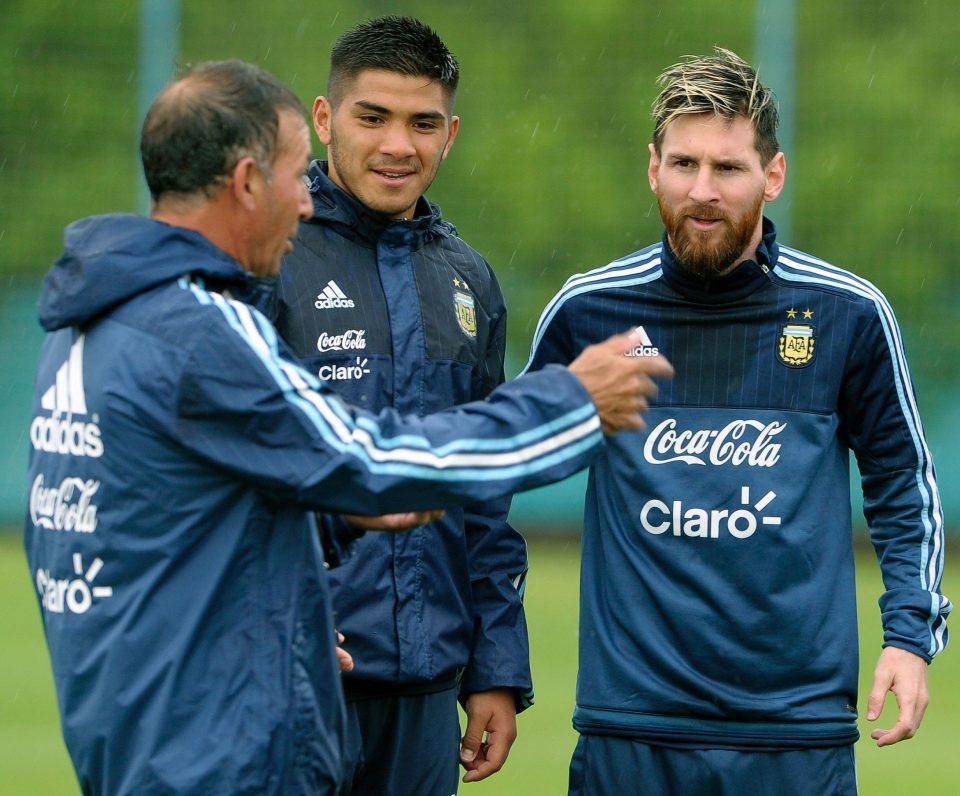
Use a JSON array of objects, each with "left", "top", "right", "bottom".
[
  {"left": 647, "top": 143, "right": 661, "bottom": 192},
  {"left": 441, "top": 115, "right": 460, "bottom": 160},
  {"left": 230, "top": 156, "right": 260, "bottom": 211},
  {"left": 313, "top": 96, "right": 333, "bottom": 145},
  {"left": 764, "top": 152, "right": 786, "bottom": 202}
]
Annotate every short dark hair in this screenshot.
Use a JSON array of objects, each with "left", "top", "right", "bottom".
[
  {"left": 327, "top": 16, "right": 459, "bottom": 107},
  {"left": 141, "top": 59, "right": 306, "bottom": 201},
  {"left": 652, "top": 47, "right": 780, "bottom": 166}
]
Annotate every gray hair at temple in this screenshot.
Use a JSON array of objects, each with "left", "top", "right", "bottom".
[{"left": 651, "top": 47, "right": 780, "bottom": 166}]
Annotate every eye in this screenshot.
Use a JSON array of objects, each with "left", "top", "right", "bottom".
[
  {"left": 358, "top": 114, "right": 384, "bottom": 126},
  {"left": 413, "top": 120, "right": 440, "bottom": 132}
]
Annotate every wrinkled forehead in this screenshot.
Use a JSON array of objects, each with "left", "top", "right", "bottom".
[{"left": 275, "top": 110, "right": 310, "bottom": 155}]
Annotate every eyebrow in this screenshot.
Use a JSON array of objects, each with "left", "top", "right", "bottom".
[
  {"left": 667, "top": 151, "right": 751, "bottom": 169},
  {"left": 352, "top": 100, "right": 446, "bottom": 122}
]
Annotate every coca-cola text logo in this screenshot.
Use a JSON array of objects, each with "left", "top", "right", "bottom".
[
  {"left": 316, "top": 329, "right": 367, "bottom": 353},
  {"left": 30, "top": 474, "right": 100, "bottom": 533},
  {"left": 642, "top": 418, "right": 785, "bottom": 467}
]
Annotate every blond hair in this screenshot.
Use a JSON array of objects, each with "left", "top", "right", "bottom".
[{"left": 652, "top": 47, "right": 780, "bottom": 165}]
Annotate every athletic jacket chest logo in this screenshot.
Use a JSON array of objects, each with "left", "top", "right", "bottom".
[
  {"left": 778, "top": 308, "right": 816, "bottom": 367},
  {"left": 452, "top": 277, "right": 477, "bottom": 338},
  {"left": 31, "top": 334, "right": 103, "bottom": 458},
  {"left": 314, "top": 279, "right": 355, "bottom": 310}
]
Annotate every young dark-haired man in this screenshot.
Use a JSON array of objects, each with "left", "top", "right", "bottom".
[
  {"left": 524, "top": 48, "right": 949, "bottom": 795},
  {"left": 271, "top": 15, "right": 535, "bottom": 795}
]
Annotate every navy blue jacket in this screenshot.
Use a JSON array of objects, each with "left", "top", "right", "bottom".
[
  {"left": 25, "top": 214, "right": 604, "bottom": 795},
  {"left": 270, "top": 162, "right": 532, "bottom": 704},
  {"left": 525, "top": 221, "right": 950, "bottom": 748}
]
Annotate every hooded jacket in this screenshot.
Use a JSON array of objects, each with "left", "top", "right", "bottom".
[
  {"left": 25, "top": 214, "right": 604, "bottom": 795},
  {"left": 270, "top": 162, "right": 532, "bottom": 703},
  {"left": 524, "top": 221, "right": 950, "bottom": 748}
]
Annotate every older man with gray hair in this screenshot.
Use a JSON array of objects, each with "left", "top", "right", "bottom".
[{"left": 25, "top": 59, "right": 671, "bottom": 796}]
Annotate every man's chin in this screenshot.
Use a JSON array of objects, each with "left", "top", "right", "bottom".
[{"left": 674, "top": 244, "right": 735, "bottom": 279}]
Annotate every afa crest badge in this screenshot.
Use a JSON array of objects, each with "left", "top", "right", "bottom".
[
  {"left": 777, "top": 323, "right": 815, "bottom": 367},
  {"left": 454, "top": 290, "right": 477, "bottom": 337}
]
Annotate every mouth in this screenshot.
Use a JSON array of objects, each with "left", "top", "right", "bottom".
[
  {"left": 684, "top": 214, "right": 724, "bottom": 231},
  {"left": 371, "top": 165, "right": 418, "bottom": 185}
]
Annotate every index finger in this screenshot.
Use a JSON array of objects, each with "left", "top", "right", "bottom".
[
  {"left": 626, "top": 352, "right": 674, "bottom": 379},
  {"left": 613, "top": 329, "right": 673, "bottom": 376},
  {"left": 871, "top": 719, "right": 916, "bottom": 747}
]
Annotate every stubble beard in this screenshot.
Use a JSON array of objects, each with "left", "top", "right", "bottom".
[
  {"left": 327, "top": 127, "right": 441, "bottom": 219},
  {"left": 658, "top": 189, "right": 764, "bottom": 279}
]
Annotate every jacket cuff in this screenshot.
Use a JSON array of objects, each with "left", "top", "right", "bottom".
[{"left": 458, "top": 670, "right": 535, "bottom": 714}]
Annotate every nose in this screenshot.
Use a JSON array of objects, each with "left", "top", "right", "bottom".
[
  {"left": 688, "top": 168, "right": 720, "bottom": 205},
  {"left": 379, "top": 122, "right": 416, "bottom": 159}
]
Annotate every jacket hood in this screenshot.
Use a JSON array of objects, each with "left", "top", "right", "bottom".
[
  {"left": 39, "top": 213, "right": 252, "bottom": 331},
  {"left": 304, "top": 160, "right": 455, "bottom": 246}
]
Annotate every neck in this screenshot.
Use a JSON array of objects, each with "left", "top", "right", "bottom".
[{"left": 153, "top": 194, "right": 246, "bottom": 267}]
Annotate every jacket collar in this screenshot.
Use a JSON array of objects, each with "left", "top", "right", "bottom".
[
  {"left": 304, "top": 160, "right": 453, "bottom": 247},
  {"left": 658, "top": 217, "right": 780, "bottom": 303}
]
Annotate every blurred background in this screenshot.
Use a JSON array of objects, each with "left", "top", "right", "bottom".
[
  {"left": 2, "top": 1, "right": 959, "bottom": 792},
  {"left": 2, "top": 0, "right": 960, "bottom": 529}
]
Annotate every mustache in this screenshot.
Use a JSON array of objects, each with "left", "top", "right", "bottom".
[
  {"left": 682, "top": 205, "right": 727, "bottom": 221},
  {"left": 369, "top": 159, "right": 420, "bottom": 171}
]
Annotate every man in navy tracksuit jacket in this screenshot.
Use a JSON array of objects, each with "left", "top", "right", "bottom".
[
  {"left": 270, "top": 18, "right": 533, "bottom": 794},
  {"left": 23, "top": 60, "right": 670, "bottom": 796},
  {"left": 525, "top": 49, "right": 950, "bottom": 795},
  {"left": 273, "top": 161, "right": 528, "bottom": 793}
]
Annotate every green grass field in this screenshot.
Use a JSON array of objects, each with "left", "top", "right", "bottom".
[{"left": 2, "top": 533, "right": 957, "bottom": 794}]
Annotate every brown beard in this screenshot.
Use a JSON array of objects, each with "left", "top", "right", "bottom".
[{"left": 658, "top": 189, "right": 764, "bottom": 279}]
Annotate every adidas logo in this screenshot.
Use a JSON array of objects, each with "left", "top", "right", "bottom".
[
  {"left": 30, "top": 335, "right": 103, "bottom": 458},
  {"left": 314, "top": 280, "right": 355, "bottom": 310},
  {"left": 627, "top": 325, "right": 660, "bottom": 358}
]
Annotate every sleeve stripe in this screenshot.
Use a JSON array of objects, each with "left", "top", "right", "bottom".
[
  {"left": 183, "top": 281, "right": 604, "bottom": 482},
  {"left": 522, "top": 246, "right": 663, "bottom": 375},
  {"left": 775, "top": 251, "right": 946, "bottom": 654}
]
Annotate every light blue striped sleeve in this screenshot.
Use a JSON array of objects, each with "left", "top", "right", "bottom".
[{"left": 177, "top": 283, "right": 605, "bottom": 517}]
